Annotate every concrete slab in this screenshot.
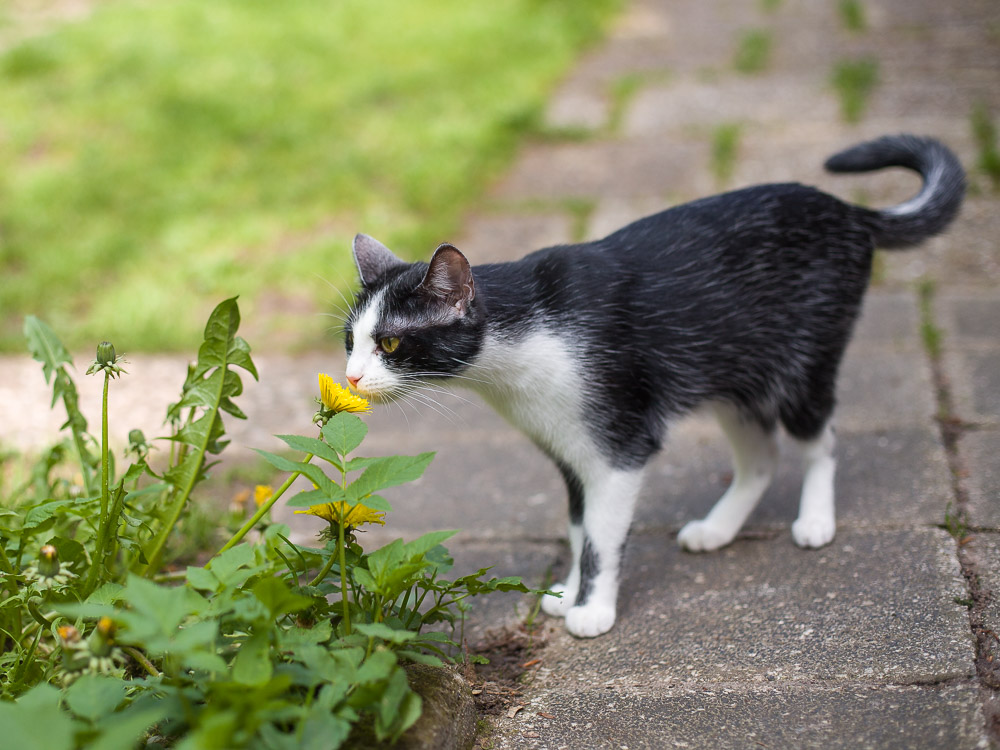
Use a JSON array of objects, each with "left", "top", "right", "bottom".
[
  {"left": 535, "top": 528, "right": 972, "bottom": 687},
  {"left": 491, "top": 682, "right": 986, "bottom": 750},
  {"left": 960, "top": 429, "right": 1000, "bottom": 529},
  {"left": 493, "top": 136, "right": 711, "bottom": 202}
]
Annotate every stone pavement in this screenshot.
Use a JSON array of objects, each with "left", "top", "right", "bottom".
[{"left": 1, "top": 0, "right": 999, "bottom": 747}]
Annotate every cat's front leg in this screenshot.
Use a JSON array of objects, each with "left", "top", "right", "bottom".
[
  {"left": 559, "top": 468, "right": 644, "bottom": 638},
  {"left": 541, "top": 462, "right": 585, "bottom": 618}
]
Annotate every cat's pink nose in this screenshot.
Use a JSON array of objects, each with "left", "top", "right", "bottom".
[{"left": 347, "top": 375, "right": 360, "bottom": 389}]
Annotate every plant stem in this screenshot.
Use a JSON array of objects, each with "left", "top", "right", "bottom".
[
  {"left": 337, "top": 511, "right": 351, "bottom": 636},
  {"left": 306, "top": 547, "right": 339, "bottom": 588},
  {"left": 83, "top": 372, "right": 112, "bottom": 596},
  {"left": 216, "top": 454, "right": 314, "bottom": 555},
  {"left": 122, "top": 645, "right": 161, "bottom": 677}
]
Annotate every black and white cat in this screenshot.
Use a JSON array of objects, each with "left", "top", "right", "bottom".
[{"left": 343, "top": 134, "right": 964, "bottom": 637}]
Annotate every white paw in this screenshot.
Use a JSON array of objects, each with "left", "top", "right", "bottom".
[
  {"left": 565, "top": 602, "right": 616, "bottom": 638},
  {"left": 540, "top": 583, "right": 575, "bottom": 618},
  {"left": 792, "top": 516, "right": 835, "bottom": 548},
  {"left": 677, "top": 519, "right": 735, "bottom": 552}
]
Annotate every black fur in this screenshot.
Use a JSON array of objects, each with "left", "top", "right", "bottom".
[{"left": 349, "top": 134, "right": 964, "bottom": 471}]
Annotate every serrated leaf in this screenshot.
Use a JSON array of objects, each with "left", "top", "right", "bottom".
[
  {"left": 90, "top": 703, "right": 169, "bottom": 750},
  {"left": 397, "top": 650, "right": 444, "bottom": 667},
  {"left": 87, "top": 582, "right": 125, "bottom": 605},
  {"left": 402, "top": 530, "right": 458, "bottom": 560},
  {"left": 284, "top": 488, "right": 329, "bottom": 508},
  {"left": 252, "top": 576, "right": 314, "bottom": 619},
  {"left": 321, "top": 413, "right": 368, "bottom": 456},
  {"left": 255, "top": 448, "right": 303, "bottom": 474},
  {"left": 23, "top": 316, "right": 71, "bottom": 385},
  {"left": 64, "top": 675, "right": 125, "bottom": 721},
  {"left": 0, "top": 683, "right": 74, "bottom": 750},
  {"left": 275, "top": 434, "right": 343, "bottom": 467},
  {"left": 232, "top": 629, "right": 273, "bottom": 686},
  {"left": 345, "top": 453, "right": 434, "bottom": 501},
  {"left": 354, "top": 622, "right": 418, "bottom": 644},
  {"left": 185, "top": 566, "right": 219, "bottom": 591}
]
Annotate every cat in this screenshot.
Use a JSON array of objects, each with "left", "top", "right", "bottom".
[{"left": 342, "top": 134, "right": 964, "bottom": 638}]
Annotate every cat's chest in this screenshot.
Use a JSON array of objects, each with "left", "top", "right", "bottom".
[{"left": 467, "top": 329, "right": 595, "bottom": 463}]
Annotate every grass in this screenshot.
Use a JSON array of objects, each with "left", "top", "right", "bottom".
[
  {"left": 733, "top": 29, "right": 772, "bottom": 74},
  {"left": 711, "top": 123, "right": 743, "bottom": 185},
  {"left": 830, "top": 57, "right": 879, "bottom": 122},
  {"left": 838, "top": 0, "right": 867, "bottom": 32},
  {"left": 0, "top": 0, "right": 618, "bottom": 352},
  {"left": 971, "top": 102, "right": 1000, "bottom": 190}
]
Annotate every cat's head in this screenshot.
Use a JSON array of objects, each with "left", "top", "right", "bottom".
[{"left": 344, "top": 234, "right": 484, "bottom": 402}]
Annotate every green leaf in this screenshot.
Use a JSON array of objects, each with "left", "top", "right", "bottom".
[
  {"left": 402, "top": 530, "right": 458, "bottom": 560},
  {"left": 397, "top": 650, "right": 444, "bottom": 667},
  {"left": 90, "top": 703, "right": 170, "bottom": 750},
  {"left": 321, "top": 412, "right": 368, "bottom": 456},
  {"left": 252, "top": 576, "right": 315, "bottom": 619},
  {"left": 284, "top": 488, "right": 329, "bottom": 508},
  {"left": 232, "top": 628, "right": 273, "bottom": 686},
  {"left": 87, "top": 581, "right": 125, "bottom": 605},
  {"left": 254, "top": 448, "right": 303, "bottom": 474},
  {"left": 185, "top": 565, "right": 219, "bottom": 591},
  {"left": 23, "top": 315, "right": 71, "bottom": 384},
  {"left": 0, "top": 683, "right": 75, "bottom": 750},
  {"left": 345, "top": 452, "right": 434, "bottom": 501},
  {"left": 64, "top": 674, "right": 125, "bottom": 721},
  {"left": 275, "top": 434, "right": 343, "bottom": 467},
  {"left": 354, "top": 622, "right": 419, "bottom": 644}
]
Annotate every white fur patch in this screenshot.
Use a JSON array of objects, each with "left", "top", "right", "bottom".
[
  {"left": 345, "top": 289, "right": 394, "bottom": 397},
  {"left": 468, "top": 329, "right": 603, "bottom": 478}
]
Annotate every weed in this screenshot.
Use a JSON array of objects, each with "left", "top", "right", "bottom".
[
  {"left": 711, "top": 123, "right": 743, "bottom": 185},
  {"left": 838, "top": 0, "right": 867, "bottom": 32},
  {"left": 917, "top": 278, "right": 942, "bottom": 360},
  {"left": 830, "top": 58, "right": 879, "bottom": 122},
  {"left": 734, "top": 29, "right": 772, "bottom": 74},
  {"left": 971, "top": 102, "right": 1000, "bottom": 190},
  {"left": 0, "top": 301, "right": 543, "bottom": 747}
]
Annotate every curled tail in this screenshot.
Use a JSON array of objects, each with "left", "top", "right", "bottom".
[{"left": 825, "top": 134, "right": 965, "bottom": 249}]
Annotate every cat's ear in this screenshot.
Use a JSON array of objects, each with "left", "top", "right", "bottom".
[
  {"left": 353, "top": 234, "right": 406, "bottom": 286},
  {"left": 418, "top": 243, "right": 476, "bottom": 313}
]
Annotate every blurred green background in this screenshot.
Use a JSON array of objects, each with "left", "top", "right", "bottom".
[{"left": 0, "top": 0, "right": 617, "bottom": 352}]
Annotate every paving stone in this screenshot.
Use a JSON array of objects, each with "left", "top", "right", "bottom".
[
  {"left": 492, "top": 683, "right": 986, "bottom": 750},
  {"left": 960, "top": 429, "right": 1000, "bottom": 529},
  {"left": 533, "top": 528, "right": 972, "bottom": 686},
  {"left": 543, "top": 86, "right": 609, "bottom": 132},
  {"left": 493, "top": 136, "right": 711, "bottom": 202},
  {"left": 453, "top": 212, "right": 573, "bottom": 265},
  {"left": 948, "top": 350, "right": 1000, "bottom": 427}
]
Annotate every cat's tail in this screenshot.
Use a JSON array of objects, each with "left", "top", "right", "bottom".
[{"left": 824, "top": 134, "right": 965, "bottom": 249}]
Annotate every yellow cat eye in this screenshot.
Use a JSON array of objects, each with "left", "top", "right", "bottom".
[{"left": 379, "top": 336, "right": 400, "bottom": 353}]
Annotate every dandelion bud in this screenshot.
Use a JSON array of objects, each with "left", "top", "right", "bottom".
[
  {"left": 88, "top": 616, "right": 117, "bottom": 657},
  {"left": 38, "top": 544, "right": 60, "bottom": 577},
  {"left": 57, "top": 624, "right": 81, "bottom": 644},
  {"left": 96, "top": 341, "right": 117, "bottom": 366}
]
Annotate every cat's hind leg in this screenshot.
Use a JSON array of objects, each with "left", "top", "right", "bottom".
[
  {"left": 678, "top": 403, "right": 778, "bottom": 552},
  {"left": 790, "top": 422, "right": 837, "bottom": 548}
]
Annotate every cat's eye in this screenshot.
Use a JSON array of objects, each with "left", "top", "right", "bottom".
[{"left": 379, "top": 336, "right": 400, "bottom": 354}]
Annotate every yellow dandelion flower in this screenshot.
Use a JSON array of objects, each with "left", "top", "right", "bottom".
[
  {"left": 294, "top": 500, "right": 386, "bottom": 528},
  {"left": 254, "top": 485, "right": 274, "bottom": 508},
  {"left": 318, "top": 373, "right": 371, "bottom": 414}
]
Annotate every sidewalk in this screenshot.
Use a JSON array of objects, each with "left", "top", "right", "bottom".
[{"left": 1, "top": 0, "right": 998, "bottom": 747}]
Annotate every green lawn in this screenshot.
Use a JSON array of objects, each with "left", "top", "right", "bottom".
[{"left": 0, "top": 0, "right": 617, "bottom": 351}]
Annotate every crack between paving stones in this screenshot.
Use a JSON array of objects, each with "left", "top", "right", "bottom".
[{"left": 919, "top": 283, "right": 1000, "bottom": 742}]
